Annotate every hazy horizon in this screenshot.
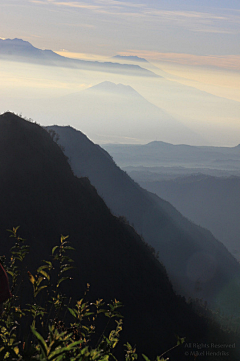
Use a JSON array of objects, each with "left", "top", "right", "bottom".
[{"left": 0, "top": 0, "right": 239, "bottom": 146}]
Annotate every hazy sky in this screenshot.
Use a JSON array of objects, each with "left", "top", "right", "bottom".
[
  {"left": 0, "top": 0, "right": 240, "bottom": 146},
  {"left": 1, "top": 1, "right": 240, "bottom": 62}
]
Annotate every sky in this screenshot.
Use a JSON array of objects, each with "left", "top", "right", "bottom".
[
  {"left": 0, "top": 0, "right": 240, "bottom": 145},
  {"left": 1, "top": 0, "right": 240, "bottom": 60}
]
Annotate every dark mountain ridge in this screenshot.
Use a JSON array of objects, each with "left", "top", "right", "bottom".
[
  {"left": 47, "top": 125, "right": 240, "bottom": 318},
  {"left": 1, "top": 112, "right": 235, "bottom": 359}
]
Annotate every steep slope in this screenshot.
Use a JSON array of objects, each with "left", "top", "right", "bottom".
[
  {"left": 137, "top": 174, "right": 240, "bottom": 258},
  {"left": 1, "top": 112, "right": 234, "bottom": 360},
  {"left": 47, "top": 125, "right": 240, "bottom": 317}
]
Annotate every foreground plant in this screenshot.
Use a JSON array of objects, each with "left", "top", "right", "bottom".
[{"left": 0, "top": 228, "right": 183, "bottom": 360}]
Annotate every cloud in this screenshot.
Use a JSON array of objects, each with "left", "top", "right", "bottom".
[
  {"left": 28, "top": 0, "right": 240, "bottom": 39},
  {"left": 29, "top": 0, "right": 143, "bottom": 11},
  {"left": 141, "top": 8, "right": 240, "bottom": 34},
  {"left": 193, "top": 28, "right": 237, "bottom": 34},
  {"left": 95, "top": 0, "right": 144, "bottom": 8},
  {"left": 29, "top": 0, "right": 100, "bottom": 9},
  {"left": 55, "top": 50, "right": 106, "bottom": 61},
  {"left": 51, "top": 2, "right": 102, "bottom": 10},
  {"left": 28, "top": 1, "right": 239, "bottom": 32},
  {"left": 60, "top": 22, "right": 95, "bottom": 28},
  {"left": 144, "top": 9, "right": 227, "bottom": 21},
  {"left": 30, "top": 0, "right": 48, "bottom": 3}
]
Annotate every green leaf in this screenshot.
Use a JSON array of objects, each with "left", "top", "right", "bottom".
[
  {"left": 31, "top": 327, "right": 48, "bottom": 358},
  {"left": 68, "top": 308, "right": 77, "bottom": 318},
  {"left": 28, "top": 271, "right": 35, "bottom": 285},
  {"left": 142, "top": 355, "right": 151, "bottom": 361},
  {"left": 37, "top": 265, "right": 51, "bottom": 272},
  {"left": 38, "top": 269, "right": 50, "bottom": 280},
  {"left": 34, "top": 285, "right": 48, "bottom": 297},
  {"left": 57, "top": 277, "right": 71, "bottom": 287},
  {"left": 60, "top": 235, "right": 69, "bottom": 243},
  {"left": 64, "top": 246, "right": 75, "bottom": 250},
  {"left": 84, "top": 312, "right": 94, "bottom": 317},
  {"left": 59, "top": 267, "right": 74, "bottom": 276},
  {"left": 52, "top": 246, "right": 59, "bottom": 255},
  {"left": 44, "top": 261, "right": 53, "bottom": 266},
  {"left": 48, "top": 340, "right": 83, "bottom": 360},
  {"left": 177, "top": 336, "right": 185, "bottom": 346},
  {"left": 6, "top": 270, "right": 15, "bottom": 277}
]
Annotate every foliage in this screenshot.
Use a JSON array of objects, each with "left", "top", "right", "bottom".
[{"left": 0, "top": 228, "right": 182, "bottom": 360}]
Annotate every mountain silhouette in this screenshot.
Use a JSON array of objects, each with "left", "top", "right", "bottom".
[
  {"left": 3, "top": 112, "right": 238, "bottom": 359},
  {"left": 113, "top": 55, "right": 148, "bottom": 63},
  {"left": 0, "top": 38, "right": 158, "bottom": 77},
  {"left": 0, "top": 38, "right": 63, "bottom": 61},
  {"left": 85, "top": 81, "right": 140, "bottom": 96},
  {"left": 36, "top": 81, "right": 203, "bottom": 145},
  {"left": 46, "top": 124, "right": 240, "bottom": 318}
]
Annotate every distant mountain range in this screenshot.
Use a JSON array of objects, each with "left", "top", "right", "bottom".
[
  {"left": 0, "top": 38, "right": 158, "bottom": 77},
  {"left": 47, "top": 124, "right": 240, "bottom": 318},
  {"left": 103, "top": 141, "right": 240, "bottom": 169},
  {"left": 1, "top": 38, "right": 239, "bottom": 146},
  {"left": 2, "top": 112, "right": 239, "bottom": 359},
  {"left": 113, "top": 55, "right": 148, "bottom": 63},
  {"left": 102, "top": 141, "right": 240, "bottom": 258}
]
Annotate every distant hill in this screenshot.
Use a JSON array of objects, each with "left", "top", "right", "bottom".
[
  {"left": 0, "top": 38, "right": 65, "bottom": 62},
  {"left": 47, "top": 124, "right": 240, "bottom": 318},
  {"left": 111, "top": 55, "right": 169, "bottom": 78},
  {"left": 113, "top": 55, "right": 148, "bottom": 63},
  {"left": 0, "top": 38, "right": 158, "bottom": 77},
  {"left": 136, "top": 174, "right": 240, "bottom": 258},
  {"left": 4, "top": 112, "right": 239, "bottom": 359},
  {"left": 103, "top": 141, "right": 240, "bottom": 169}
]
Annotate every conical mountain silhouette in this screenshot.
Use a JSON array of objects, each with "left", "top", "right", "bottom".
[{"left": 40, "top": 81, "right": 203, "bottom": 144}]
